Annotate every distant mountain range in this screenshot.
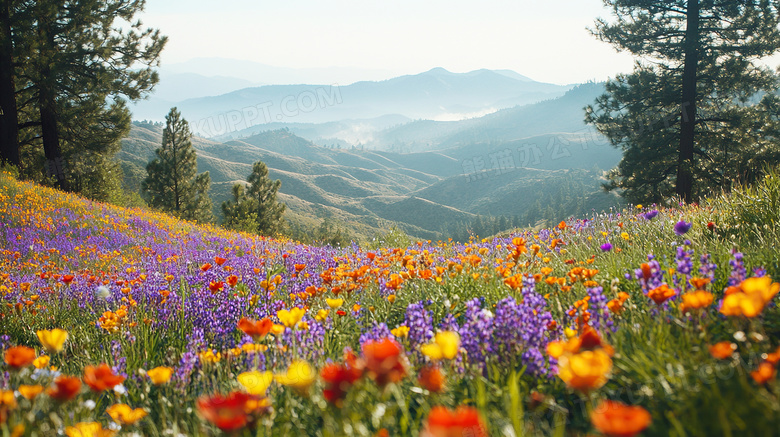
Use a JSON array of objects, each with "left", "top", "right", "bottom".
[
  {"left": 131, "top": 67, "right": 572, "bottom": 136},
  {"left": 218, "top": 82, "right": 607, "bottom": 152},
  {"left": 124, "top": 66, "right": 622, "bottom": 241},
  {"left": 121, "top": 82, "right": 622, "bottom": 240}
]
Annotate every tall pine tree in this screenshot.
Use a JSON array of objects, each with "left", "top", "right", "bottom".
[
  {"left": 586, "top": 0, "right": 780, "bottom": 203},
  {"left": 142, "top": 108, "right": 213, "bottom": 223},
  {"left": 0, "top": 0, "right": 165, "bottom": 193},
  {"left": 222, "top": 161, "right": 285, "bottom": 236}
]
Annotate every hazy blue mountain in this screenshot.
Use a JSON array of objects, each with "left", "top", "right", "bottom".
[
  {"left": 215, "top": 82, "right": 607, "bottom": 155},
  {"left": 163, "top": 58, "right": 398, "bottom": 85},
  {"left": 373, "top": 82, "right": 607, "bottom": 151},
  {"left": 133, "top": 68, "right": 571, "bottom": 137}
]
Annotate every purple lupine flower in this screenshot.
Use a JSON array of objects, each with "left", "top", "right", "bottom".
[
  {"left": 674, "top": 220, "right": 692, "bottom": 235},
  {"left": 728, "top": 251, "right": 747, "bottom": 286},
  {"left": 643, "top": 210, "right": 659, "bottom": 220},
  {"left": 600, "top": 242, "right": 613, "bottom": 252},
  {"left": 586, "top": 286, "right": 612, "bottom": 332},
  {"left": 459, "top": 298, "right": 495, "bottom": 369},
  {"left": 403, "top": 302, "right": 433, "bottom": 350},
  {"left": 359, "top": 322, "right": 394, "bottom": 345},
  {"left": 698, "top": 253, "right": 717, "bottom": 280}
]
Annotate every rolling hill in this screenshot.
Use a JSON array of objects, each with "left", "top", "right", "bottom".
[{"left": 121, "top": 119, "right": 621, "bottom": 241}]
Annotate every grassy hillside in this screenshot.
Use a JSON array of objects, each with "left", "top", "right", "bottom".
[{"left": 121, "top": 123, "right": 621, "bottom": 241}]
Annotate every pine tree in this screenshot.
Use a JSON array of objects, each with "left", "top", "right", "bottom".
[
  {"left": 222, "top": 184, "right": 260, "bottom": 233},
  {"left": 0, "top": 0, "right": 165, "bottom": 190},
  {"left": 222, "top": 161, "right": 286, "bottom": 236},
  {"left": 142, "top": 108, "right": 212, "bottom": 223},
  {"left": 586, "top": 0, "right": 780, "bottom": 203}
]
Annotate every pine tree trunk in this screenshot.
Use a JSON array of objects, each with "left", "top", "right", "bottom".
[
  {"left": 37, "top": 14, "right": 67, "bottom": 190},
  {"left": 677, "top": 0, "right": 699, "bottom": 203},
  {"left": 0, "top": 0, "right": 20, "bottom": 166}
]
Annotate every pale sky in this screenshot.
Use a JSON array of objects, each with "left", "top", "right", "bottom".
[{"left": 140, "top": 0, "right": 637, "bottom": 85}]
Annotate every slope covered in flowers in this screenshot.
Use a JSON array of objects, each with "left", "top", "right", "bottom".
[{"left": 1, "top": 171, "right": 779, "bottom": 436}]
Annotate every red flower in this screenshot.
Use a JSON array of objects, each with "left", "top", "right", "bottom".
[
  {"left": 200, "top": 263, "right": 212, "bottom": 272},
  {"left": 47, "top": 376, "right": 82, "bottom": 401},
  {"left": 320, "top": 362, "right": 362, "bottom": 405},
  {"left": 4, "top": 345, "right": 36, "bottom": 369},
  {"left": 707, "top": 221, "right": 716, "bottom": 231},
  {"left": 421, "top": 406, "right": 488, "bottom": 437},
  {"left": 61, "top": 274, "right": 75, "bottom": 284},
  {"left": 590, "top": 400, "right": 651, "bottom": 437},
  {"left": 83, "top": 363, "right": 125, "bottom": 392},
  {"left": 237, "top": 317, "right": 272, "bottom": 340},
  {"left": 197, "top": 391, "right": 268, "bottom": 432},
  {"left": 362, "top": 338, "right": 407, "bottom": 387}
]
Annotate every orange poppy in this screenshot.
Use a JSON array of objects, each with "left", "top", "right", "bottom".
[
  {"left": 47, "top": 376, "right": 82, "bottom": 401},
  {"left": 590, "top": 400, "right": 651, "bottom": 437},
  {"left": 237, "top": 317, "right": 273, "bottom": 340},
  {"left": 4, "top": 345, "right": 36, "bottom": 369},
  {"left": 708, "top": 342, "right": 736, "bottom": 360},
  {"left": 680, "top": 290, "right": 714, "bottom": 312},
  {"left": 214, "top": 256, "right": 227, "bottom": 266},
  {"left": 751, "top": 361, "right": 777, "bottom": 385},
  {"left": 362, "top": 338, "right": 407, "bottom": 387},
  {"left": 766, "top": 345, "right": 780, "bottom": 365},
  {"left": 83, "top": 363, "right": 125, "bottom": 392},
  {"left": 647, "top": 284, "right": 676, "bottom": 305},
  {"left": 226, "top": 275, "right": 239, "bottom": 287},
  {"left": 418, "top": 364, "right": 446, "bottom": 393},
  {"left": 320, "top": 362, "right": 362, "bottom": 406},
  {"left": 197, "top": 391, "right": 269, "bottom": 432},
  {"left": 420, "top": 406, "right": 488, "bottom": 437},
  {"left": 208, "top": 281, "right": 224, "bottom": 293}
]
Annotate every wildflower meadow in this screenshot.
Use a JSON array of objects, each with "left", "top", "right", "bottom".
[{"left": 1, "top": 170, "right": 779, "bottom": 436}]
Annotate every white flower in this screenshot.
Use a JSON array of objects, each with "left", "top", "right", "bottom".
[
  {"left": 84, "top": 399, "right": 96, "bottom": 410},
  {"left": 95, "top": 285, "right": 111, "bottom": 299},
  {"left": 113, "top": 384, "right": 127, "bottom": 395}
]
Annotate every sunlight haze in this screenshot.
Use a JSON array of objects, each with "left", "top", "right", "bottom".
[{"left": 141, "top": 0, "right": 636, "bottom": 85}]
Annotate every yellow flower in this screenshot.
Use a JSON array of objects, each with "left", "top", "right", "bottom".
[
  {"left": 237, "top": 370, "right": 273, "bottom": 395},
  {"left": 198, "top": 349, "right": 222, "bottom": 364},
  {"left": 621, "top": 232, "right": 630, "bottom": 241},
  {"left": 64, "top": 422, "right": 116, "bottom": 437},
  {"left": 420, "top": 331, "right": 460, "bottom": 361},
  {"left": 326, "top": 298, "right": 344, "bottom": 309},
  {"left": 564, "top": 328, "right": 578, "bottom": 339},
  {"left": 275, "top": 360, "right": 316, "bottom": 395},
  {"left": 146, "top": 366, "right": 174, "bottom": 385},
  {"left": 18, "top": 384, "right": 44, "bottom": 400},
  {"left": 0, "top": 389, "right": 17, "bottom": 409},
  {"left": 277, "top": 307, "right": 305, "bottom": 328},
  {"left": 33, "top": 355, "right": 50, "bottom": 369},
  {"left": 271, "top": 324, "right": 286, "bottom": 335},
  {"left": 315, "top": 309, "right": 330, "bottom": 322},
  {"left": 36, "top": 328, "right": 68, "bottom": 353},
  {"left": 106, "top": 403, "right": 148, "bottom": 425},
  {"left": 391, "top": 325, "right": 410, "bottom": 338}
]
